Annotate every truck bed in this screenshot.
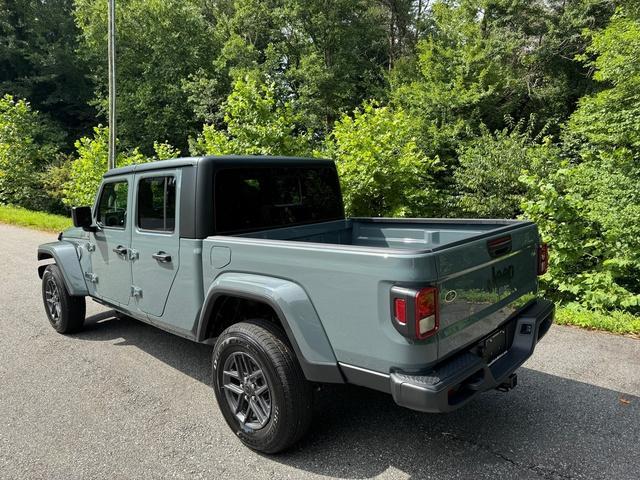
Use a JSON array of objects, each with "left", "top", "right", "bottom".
[
  {"left": 205, "top": 216, "right": 539, "bottom": 374},
  {"left": 236, "top": 217, "right": 527, "bottom": 252}
]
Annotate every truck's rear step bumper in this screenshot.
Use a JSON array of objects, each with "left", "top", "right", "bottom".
[{"left": 388, "top": 298, "right": 554, "bottom": 413}]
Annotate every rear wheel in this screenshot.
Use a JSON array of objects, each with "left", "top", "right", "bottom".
[
  {"left": 41, "top": 264, "right": 86, "bottom": 334},
  {"left": 212, "top": 319, "right": 313, "bottom": 454}
]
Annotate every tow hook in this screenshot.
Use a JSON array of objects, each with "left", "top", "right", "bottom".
[{"left": 496, "top": 373, "right": 518, "bottom": 392}]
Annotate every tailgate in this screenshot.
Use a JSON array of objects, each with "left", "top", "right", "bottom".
[{"left": 435, "top": 224, "right": 539, "bottom": 360}]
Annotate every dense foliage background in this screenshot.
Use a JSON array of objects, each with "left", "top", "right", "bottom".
[{"left": 2, "top": 0, "right": 640, "bottom": 319}]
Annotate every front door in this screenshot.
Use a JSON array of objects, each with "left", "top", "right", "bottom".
[
  {"left": 91, "top": 177, "right": 132, "bottom": 306},
  {"left": 130, "top": 170, "right": 181, "bottom": 317}
]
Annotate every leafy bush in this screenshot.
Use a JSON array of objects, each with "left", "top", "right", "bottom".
[
  {"left": 62, "top": 127, "right": 179, "bottom": 207},
  {"left": 522, "top": 148, "right": 640, "bottom": 311},
  {"left": 190, "top": 74, "right": 312, "bottom": 157},
  {"left": 454, "top": 119, "right": 556, "bottom": 218},
  {"left": 0, "top": 95, "right": 64, "bottom": 211},
  {"left": 519, "top": 7, "right": 640, "bottom": 314},
  {"left": 42, "top": 154, "right": 75, "bottom": 214},
  {"left": 328, "top": 102, "right": 441, "bottom": 217}
]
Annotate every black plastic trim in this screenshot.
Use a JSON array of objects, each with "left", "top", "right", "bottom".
[
  {"left": 388, "top": 298, "right": 554, "bottom": 413},
  {"left": 197, "top": 289, "right": 345, "bottom": 384},
  {"left": 339, "top": 363, "right": 391, "bottom": 394},
  {"left": 336, "top": 299, "right": 554, "bottom": 413},
  {"left": 179, "top": 165, "right": 197, "bottom": 238},
  {"left": 487, "top": 235, "right": 513, "bottom": 258}
]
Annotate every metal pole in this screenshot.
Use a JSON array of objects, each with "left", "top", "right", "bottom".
[{"left": 107, "top": 0, "right": 116, "bottom": 170}]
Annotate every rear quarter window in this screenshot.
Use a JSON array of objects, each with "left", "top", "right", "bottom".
[{"left": 214, "top": 166, "right": 343, "bottom": 234}]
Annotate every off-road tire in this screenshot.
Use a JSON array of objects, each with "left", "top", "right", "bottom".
[
  {"left": 212, "top": 319, "right": 313, "bottom": 454},
  {"left": 41, "top": 264, "right": 86, "bottom": 334}
]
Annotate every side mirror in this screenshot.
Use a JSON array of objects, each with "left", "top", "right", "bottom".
[{"left": 71, "top": 206, "right": 98, "bottom": 232}]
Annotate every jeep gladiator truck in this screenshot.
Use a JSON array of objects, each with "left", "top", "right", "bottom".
[{"left": 38, "top": 155, "right": 553, "bottom": 453}]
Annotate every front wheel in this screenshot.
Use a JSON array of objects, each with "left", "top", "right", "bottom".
[
  {"left": 212, "top": 319, "right": 313, "bottom": 454},
  {"left": 41, "top": 264, "right": 86, "bottom": 334}
]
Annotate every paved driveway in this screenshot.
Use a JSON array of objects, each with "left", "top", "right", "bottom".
[{"left": 0, "top": 224, "right": 638, "bottom": 479}]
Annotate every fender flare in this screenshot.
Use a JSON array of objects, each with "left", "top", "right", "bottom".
[
  {"left": 37, "top": 242, "right": 89, "bottom": 297},
  {"left": 197, "top": 272, "right": 344, "bottom": 384}
]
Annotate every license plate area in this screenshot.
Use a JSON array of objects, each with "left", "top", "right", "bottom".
[{"left": 481, "top": 328, "right": 507, "bottom": 363}]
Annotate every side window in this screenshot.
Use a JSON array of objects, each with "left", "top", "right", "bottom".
[
  {"left": 137, "top": 176, "right": 176, "bottom": 232},
  {"left": 214, "top": 167, "right": 343, "bottom": 234},
  {"left": 96, "top": 181, "right": 128, "bottom": 229},
  {"left": 273, "top": 173, "right": 301, "bottom": 207}
]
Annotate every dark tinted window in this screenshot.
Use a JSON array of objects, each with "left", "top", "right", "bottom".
[
  {"left": 96, "top": 181, "right": 128, "bottom": 228},
  {"left": 137, "top": 176, "right": 176, "bottom": 232},
  {"left": 215, "top": 167, "right": 343, "bottom": 234}
]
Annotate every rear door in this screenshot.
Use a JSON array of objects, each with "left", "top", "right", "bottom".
[
  {"left": 130, "top": 169, "right": 181, "bottom": 317},
  {"left": 435, "top": 224, "right": 540, "bottom": 359},
  {"left": 91, "top": 176, "right": 132, "bottom": 306}
]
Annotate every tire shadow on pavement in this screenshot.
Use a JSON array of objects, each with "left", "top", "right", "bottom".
[{"left": 74, "top": 311, "right": 639, "bottom": 480}]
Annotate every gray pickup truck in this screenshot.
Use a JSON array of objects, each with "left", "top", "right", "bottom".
[{"left": 38, "top": 155, "right": 553, "bottom": 453}]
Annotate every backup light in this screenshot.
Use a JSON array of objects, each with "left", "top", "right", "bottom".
[{"left": 415, "top": 287, "right": 439, "bottom": 339}]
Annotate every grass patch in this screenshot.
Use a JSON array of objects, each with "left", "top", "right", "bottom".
[
  {"left": 0, "top": 205, "right": 71, "bottom": 232},
  {"left": 556, "top": 304, "right": 640, "bottom": 336}
]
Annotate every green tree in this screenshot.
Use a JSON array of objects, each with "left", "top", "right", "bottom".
[
  {"left": 328, "top": 102, "right": 441, "bottom": 217},
  {"left": 567, "top": 6, "right": 640, "bottom": 152},
  {"left": 190, "top": 74, "right": 312, "bottom": 157},
  {"left": 187, "top": 0, "right": 390, "bottom": 135},
  {"left": 0, "top": 95, "right": 64, "bottom": 211},
  {"left": 74, "top": 0, "right": 220, "bottom": 153},
  {"left": 0, "top": 0, "right": 94, "bottom": 144},
  {"left": 523, "top": 7, "right": 640, "bottom": 311},
  {"left": 62, "top": 126, "right": 179, "bottom": 207},
  {"left": 454, "top": 119, "right": 556, "bottom": 218},
  {"left": 391, "top": 0, "right": 617, "bottom": 168}
]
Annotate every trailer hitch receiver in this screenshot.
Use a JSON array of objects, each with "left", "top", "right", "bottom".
[{"left": 496, "top": 373, "right": 518, "bottom": 392}]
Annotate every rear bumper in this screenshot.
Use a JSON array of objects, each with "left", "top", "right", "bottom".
[{"left": 389, "top": 298, "right": 554, "bottom": 413}]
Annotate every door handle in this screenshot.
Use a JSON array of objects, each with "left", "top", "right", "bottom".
[
  {"left": 152, "top": 251, "right": 172, "bottom": 263},
  {"left": 112, "top": 245, "right": 128, "bottom": 256}
]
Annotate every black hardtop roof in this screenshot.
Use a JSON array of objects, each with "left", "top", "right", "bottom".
[{"left": 103, "top": 155, "right": 334, "bottom": 178}]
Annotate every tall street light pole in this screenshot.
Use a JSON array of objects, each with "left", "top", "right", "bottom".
[{"left": 107, "top": 0, "right": 116, "bottom": 170}]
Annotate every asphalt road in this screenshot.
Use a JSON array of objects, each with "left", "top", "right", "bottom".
[{"left": 1, "top": 223, "right": 638, "bottom": 480}]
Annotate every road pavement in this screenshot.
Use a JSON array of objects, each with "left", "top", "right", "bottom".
[{"left": 0, "top": 223, "right": 638, "bottom": 479}]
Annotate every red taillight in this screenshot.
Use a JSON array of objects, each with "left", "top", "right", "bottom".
[
  {"left": 390, "top": 286, "right": 440, "bottom": 340},
  {"left": 394, "top": 298, "right": 407, "bottom": 325},
  {"left": 537, "top": 243, "right": 549, "bottom": 275},
  {"left": 415, "top": 287, "right": 439, "bottom": 339}
]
